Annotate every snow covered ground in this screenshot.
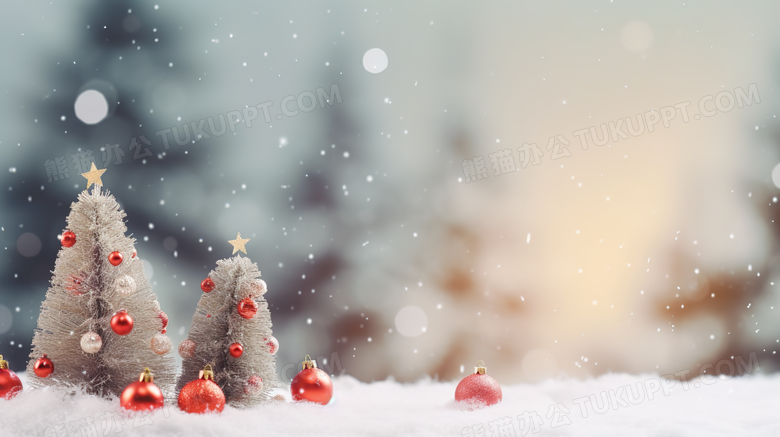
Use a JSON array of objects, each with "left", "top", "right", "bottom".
[{"left": 2, "top": 372, "right": 778, "bottom": 436}]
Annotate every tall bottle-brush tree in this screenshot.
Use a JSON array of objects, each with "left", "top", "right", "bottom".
[{"left": 26, "top": 165, "right": 176, "bottom": 398}]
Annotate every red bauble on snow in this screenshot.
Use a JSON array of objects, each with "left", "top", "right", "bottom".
[
  {"left": 291, "top": 355, "right": 333, "bottom": 405},
  {"left": 178, "top": 365, "right": 225, "bottom": 414},
  {"left": 121, "top": 368, "right": 165, "bottom": 411},
  {"left": 108, "top": 251, "right": 123, "bottom": 266},
  {"left": 0, "top": 355, "right": 23, "bottom": 400},
  {"left": 454, "top": 361, "right": 502, "bottom": 407},
  {"left": 132, "top": 249, "right": 137, "bottom": 258},
  {"left": 33, "top": 354, "right": 54, "bottom": 378},
  {"left": 61, "top": 231, "right": 76, "bottom": 247},
  {"left": 111, "top": 310, "right": 134, "bottom": 336},
  {"left": 200, "top": 278, "right": 215, "bottom": 293},
  {"left": 229, "top": 342, "right": 244, "bottom": 358}
]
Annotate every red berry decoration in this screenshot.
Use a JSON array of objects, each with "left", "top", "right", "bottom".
[
  {"left": 108, "top": 251, "right": 123, "bottom": 266},
  {"left": 200, "top": 278, "right": 215, "bottom": 293},
  {"left": 121, "top": 368, "right": 165, "bottom": 411},
  {"left": 61, "top": 231, "right": 76, "bottom": 247},
  {"left": 237, "top": 298, "right": 258, "bottom": 319},
  {"left": 229, "top": 342, "right": 244, "bottom": 358},
  {"left": 291, "top": 355, "right": 333, "bottom": 405},
  {"left": 158, "top": 310, "right": 169, "bottom": 332},
  {"left": 110, "top": 310, "right": 134, "bottom": 336},
  {"left": 33, "top": 354, "right": 54, "bottom": 378},
  {"left": 178, "top": 365, "right": 225, "bottom": 414},
  {"left": 455, "top": 361, "right": 502, "bottom": 408},
  {"left": 0, "top": 355, "right": 23, "bottom": 400},
  {"left": 65, "top": 273, "right": 86, "bottom": 297},
  {"left": 132, "top": 249, "right": 137, "bottom": 258}
]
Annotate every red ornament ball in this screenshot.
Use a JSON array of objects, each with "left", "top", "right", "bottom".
[
  {"left": 108, "top": 251, "right": 123, "bottom": 266},
  {"left": 121, "top": 368, "right": 164, "bottom": 411},
  {"left": 0, "top": 356, "right": 23, "bottom": 399},
  {"left": 61, "top": 231, "right": 76, "bottom": 248},
  {"left": 200, "top": 278, "right": 215, "bottom": 293},
  {"left": 455, "top": 363, "right": 502, "bottom": 408},
  {"left": 158, "top": 311, "right": 169, "bottom": 332},
  {"left": 244, "top": 375, "right": 263, "bottom": 395},
  {"left": 264, "top": 336, "right": 279, "bottom": 355},
  {"left": 291, "top": 358, "right": 333, "bottom": 405},
  {"left": 229, "top": 342, "right": 244, "bottom": 358},
  {"left": 132, "top": 249, "right": 137, "bottom": 258},
  {"left": 237, "top": 298, "right": 258, "bottom": 319},
  {"left": 178, "top": 366, "right": 225, "bottom": 414},
  {"left": 111, "top": 310, "right": 134, "bottom": 336},
  {"left": 33, "top": 354, "right": 54, "bottom": 378}
]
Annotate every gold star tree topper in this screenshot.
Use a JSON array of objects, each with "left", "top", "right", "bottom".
[
  {"left": 228, "top": 232, "right": 251, "bottom": 255},
  {"left": 81, "top": 163, "right": 107, "bottom": 188}
]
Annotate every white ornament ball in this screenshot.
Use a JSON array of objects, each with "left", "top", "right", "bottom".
[
  {"left": 265, "top": 336, "right": 279, "bottom": 355},
  {"left": 115, "top": 275, "right": 136, "bottom": 295},
  {"left": 178, "top": 339, "right": 196, "bottom": 358},
  {"left": 244, "top": 375, "right": 263, "bottom": 395},
  {"left": 151, "top": 332, "right": 172, "bottom": 355},
  {"left": 80, "top": 332, "right": 103, "bottom": 354},
  {"left": 251, "top": 279, "right": 267, "bottom": 296}
]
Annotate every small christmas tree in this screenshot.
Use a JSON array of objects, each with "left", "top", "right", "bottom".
[
  {"left": 176, "top": 233, "right": 278, "bottom": 408},
  {"left": 26, "top": 165, "right": 176, "bottom": 398}
]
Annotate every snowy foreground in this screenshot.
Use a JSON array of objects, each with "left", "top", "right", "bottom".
[{"left": 2, "top": 372, "right": 778, "bottom": 436}]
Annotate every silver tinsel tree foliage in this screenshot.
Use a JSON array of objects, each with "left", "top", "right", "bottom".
[
  {"left": 26, "top": 186, "right": 176, "bottom": 398},
  {"left": 176, "top": 254, "right": 278, "bottom": 408}
]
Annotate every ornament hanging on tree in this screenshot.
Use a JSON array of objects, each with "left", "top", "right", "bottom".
[
  {"left": 176, "top": 234, "right": 278, "bottom": 408},
  {"left": 120, "top": 368, "right": 164, "bottom": 411},
  {"left": 65, "top": 273, "right": 87, "bottom": 296},
  {"left": 0, "top": 355, "right": 23, "bottom": 400},
  {"left": 158, "top": 310, "right": 169, "bottom": 333},
  {"left": 33, "top": 354, "right": 54, "bottom": 378},
  {"left": 244, "top": 375, "right": 263, "bottom": 395},
  {"left": 454, "top": 361, "right": 502, "bottom": 407},
  {"left": 111, "top": 310, "right": 134, "bottom": 336},
  {"left": 229, "top": 343, "right": 244, "bottom": 358},
  {"left": 114, "top": 275, "right": 136, "bottom": 295},
  {"left": 151, "top": 333, "right": 172, "bottom": 355},
  {"left": 178, "top": 339, "right": 196, "bottom": 358},
  {"left": 291, "top": 355, "right": 333, "bottom": 405},
  {"left": 80, "top": 332, "right": 103, "bottom": 354},
  {"left": 200, "top": 277, "right": 215, "bottom": 293},
  {"left": 61, "top": 230, "right": 76, "bottom": 247},
  {"left": 26, "top": 176, "right": 176, "bottom": 399},
  {"left": 108, "top": 251, "right": 123, "bottom": 266},
  {"left": 132, "top": 249, "right": 137, "bottom": 259},
  {"left": 265, "top": 336, "right": 279, "bottom": 355},
  {"left": 178, "top": 364, "right": 225, "bottom": 414},
  {"left": 237, "top": 298, "right": 258, "bottom": 319},
  {"left": 250, "top": 279, "right": 267, "bottom": 296}
]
